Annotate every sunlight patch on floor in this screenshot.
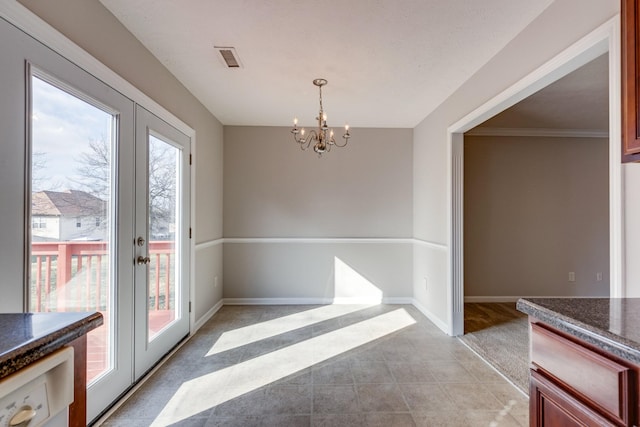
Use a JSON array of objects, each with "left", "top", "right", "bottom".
[
  {"left": 206, "top": 304, "right": 375, "bottom": 356},
  {"left": 151, "top": 308, "right": 417, "bottom": 426}
]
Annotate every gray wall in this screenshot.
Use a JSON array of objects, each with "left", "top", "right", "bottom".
[
  {"left": 223, "top": 126, "right": 413, "bottom": 300},
  {"left": 413, "top": 0, "right": 620, "bottom": 326},
  {"left": 464, "top": 135, "right": 609, "bottom": 299},
  {"left": 17, "top": 0, "right": 224, "bottom": 323}
]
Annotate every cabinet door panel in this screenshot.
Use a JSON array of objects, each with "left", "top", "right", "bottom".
[{"left": 531, "top": 370, "right": 616, "bottom": 427}]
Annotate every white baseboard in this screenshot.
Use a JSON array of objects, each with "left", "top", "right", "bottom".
[
  {"left": 464, "top": 296, "right": 523, "bottom": 303},
  {"left": 223, "top": 297, "right": 330, "bottom": 305},
  {"left": 463, "top": 295, "right": 605, "bottom": 303},
  {"left": 382, "top": 297, "right": 413, "bottom": 304},
  {"left": 223, "top": 297, "right": 413, "bottom": 305},
  {"left": 193, "top": 299, "right": 224, "bottom": 332},
  {"left": 411, "top": 298, "right": 449, "bottom": 334}
]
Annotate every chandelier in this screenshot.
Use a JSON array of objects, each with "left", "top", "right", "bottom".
[{"left": 291, "top": 78, "right": 350, "bottom": 156}]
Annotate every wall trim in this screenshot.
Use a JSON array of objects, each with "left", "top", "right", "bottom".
[
  {"left": 465, "top": 127, "right": 609, "bottom": 139},
  {"left": 195, "top": 238, "right": 467, "bottom": 247},
  {"left": 410, "top": 298, "right": 449, "bottom": 333},
  {"left": 193, "top": 299, "right": 223, "bottom": 332},
  {"left": 215, "top": 237, "right": 445, "bottom": 246},
  {"left": 195, "top": 238, "right": 224, "bottom": 250},
  {"left": 223, "top": 297, "right": 413, "bottom": 305},
  {"left": 413, "top": 238, "right": 448, "bottom": 250},
  {"left": 222, "top": 237, "right": 414, "bottom": 244}
]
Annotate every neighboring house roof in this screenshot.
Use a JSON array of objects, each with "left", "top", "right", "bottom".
[{"left": 32, "top": 190, "right": 106, "bottom": 217}]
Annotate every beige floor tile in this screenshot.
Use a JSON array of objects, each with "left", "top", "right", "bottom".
[
  {"left": 440, "top": 382, "right": 505, "bottom": 411},
  {"left": 464, "top": 359, "right": 509, "bottom": 382},
  {"left": 212, "top": 388, "right": 268, "bottom": 416},
  {"left": 312, "top": 413, "right": 366, "bottom": 427},
  {"left": 100, "top": 305, "right": 531, "bottom": 427},
  {"left": 413, "top": 410, "right": 521, "bottom": 427},
  {"left": 364, "top": 412, "right": 416, "bottom": 426},
  {"left": 350, "top": 360, "right": 395, "bottom": 383},
  {"left": 312, "top": 360, "right": 353, "bottom": 384},
  {"left": 205, "top": 416, "right": 263, "bottom": 427},
  {"left": 482, "top": 382, "right": 529, "bottom": 407},
  {"left": 272, "top": 368, "right": 313, "bottom": 386},
  {"left": 313, "top": 384, "right": 361, "bottom": 414},
  {"left": 387, "top": 361, "right": 436, "bottom": 383},
  {"left": 425, "top": 360, "right": 475, "bottom": 382},
  {"left": 356, "top": 383, "right": 409, "bottom": 412},
  {"left": 258, "top": 415, "right": 311, "bottom": 426},
  {"left": 399, "top": 383, "right": 455, "bottom": 412}
]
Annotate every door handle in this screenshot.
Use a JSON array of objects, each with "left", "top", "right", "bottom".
[{"left": 136, "top": 256, "right": 151, "bottom": 265}]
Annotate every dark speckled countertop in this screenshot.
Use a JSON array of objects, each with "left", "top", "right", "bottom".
[
  {"left": 0, "top": 312, "right": 103, "bottom": 380},
  {"left": 517, "top": 298, "right": 640, "bottom": 364}
]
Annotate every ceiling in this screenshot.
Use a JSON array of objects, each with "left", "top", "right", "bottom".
[
  {"left": 477, "top": 53, "right": 609, "bottom": 131},
  {"left": 98, "top": 0, "right": 554, "bottom": 128}
]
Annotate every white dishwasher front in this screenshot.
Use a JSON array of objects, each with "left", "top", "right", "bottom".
[{"left": 0, "top": 346, "right": 74, "bottom": 427}]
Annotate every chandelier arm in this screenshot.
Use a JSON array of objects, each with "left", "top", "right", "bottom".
[
  {"left": 294, "top": 130, "right": 318, "bottom": 151},
  {"left": 333, "top": 136, "right": 349, "bottom": 148}
]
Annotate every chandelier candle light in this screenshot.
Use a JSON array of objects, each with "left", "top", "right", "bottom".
[{"left": 291, "top": 78, "right": 350, "bottom": 156}]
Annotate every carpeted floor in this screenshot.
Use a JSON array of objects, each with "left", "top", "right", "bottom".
[{"left": 459, "top": 302, "right": 529, "bottom": 394}]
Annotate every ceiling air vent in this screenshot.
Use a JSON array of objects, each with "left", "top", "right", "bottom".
[{"left": 215, "top": 46, "right": 243, "bottom": 68}]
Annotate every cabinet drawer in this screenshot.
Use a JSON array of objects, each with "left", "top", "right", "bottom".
[{"left": 531, "top": 323, "right": 635, "bottom": 426}]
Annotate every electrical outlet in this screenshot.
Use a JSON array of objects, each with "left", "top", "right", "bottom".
[
  {"left": 214, "top": 276, "right": 219, "bottom": 288},
  {"left": 423, "top": 277, "right": 428, "bottom": 291},
  {"left": 568, "top": 272, "right": 575, "bottom": 282},
  {"left": 596, "top": 272, "right": 603, "bottom": 281}
]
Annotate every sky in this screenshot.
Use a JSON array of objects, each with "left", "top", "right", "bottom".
[{"left": 31, "top": 76, "right": 113, "bottom": 192}]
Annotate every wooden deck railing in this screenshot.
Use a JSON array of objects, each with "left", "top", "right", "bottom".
[{"left": 31, "top": 241, "right": 174, "bottom": 312}]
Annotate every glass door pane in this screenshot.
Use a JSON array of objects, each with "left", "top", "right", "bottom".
[
  {"left": 134, "top": 105, "right": 190, "bottom": 379},
  {"left": 148, "top": 135, "right": 180, "bottom": 340},
  {"left": 29, "top": 75, "right": 114, "bottom": 384}
]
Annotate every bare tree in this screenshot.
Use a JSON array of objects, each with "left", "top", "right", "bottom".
[
  {"left": 148, "top": 140, "right": 177, "bottom": 238},
  {"left": 32, "top": 151, "right": 62, "bottom": 192},
  {"left": 74, "top": 138, "right": 111, "bottom": 200},
  {"left": 74, "top": 137, "right": 177, "bottom": 238}
]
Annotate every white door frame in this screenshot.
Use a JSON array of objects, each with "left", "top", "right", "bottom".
[{"left": 446, "top": 16, "right": 623, "bottom": 336}]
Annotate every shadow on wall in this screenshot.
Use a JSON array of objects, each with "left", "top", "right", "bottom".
[{"left": 324, "top": 256, "right": 384, "bottom": 304}]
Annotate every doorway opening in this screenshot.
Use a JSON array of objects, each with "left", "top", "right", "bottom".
[{"left": 447, "top": 17, "right": 622, "bottom": 337}]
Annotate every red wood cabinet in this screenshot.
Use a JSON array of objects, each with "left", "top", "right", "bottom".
[
  {"left": 622, "top": 0, "right": 640, "bottom": 162},
  {"left": 528, "top": 321, "right": 639, "bottom": 426},
  {"left": 530, "top": 371, "right": 616, "bottom": 427},
  {"left": 68, "top": 335, "right": 88, "bottom": 427}
]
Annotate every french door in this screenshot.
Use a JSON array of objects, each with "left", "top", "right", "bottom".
[
  {"left": 6, "top": 16, "right": 192, "bottom": 422},
  {"left": 133, "top": 105, "right": 190, "bottom": 379}
]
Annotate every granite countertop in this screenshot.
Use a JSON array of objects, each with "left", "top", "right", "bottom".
[
  {"left": 517, "top": 298, "right": 640, "bottom": 364},
  {"left": 0, "top": 312, "right": 103, "bottom": 380}
]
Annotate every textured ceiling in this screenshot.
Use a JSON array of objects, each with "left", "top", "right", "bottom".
[
  {"left": 98, "top": 0, "right": 553, "bottom": 128},
  {"left": 479, "top": 53, "right": 609, "bottom": 131}
]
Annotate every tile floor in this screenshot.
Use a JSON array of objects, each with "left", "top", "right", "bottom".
[{"left": 99, "top": 304, "right": 528, "bottom": 426}]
